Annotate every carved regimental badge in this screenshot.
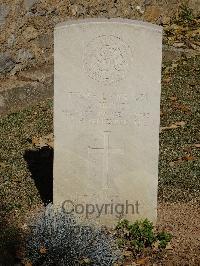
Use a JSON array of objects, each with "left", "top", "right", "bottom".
[{"left": 83, "top": 35, "right": 132, "bottom": 84}]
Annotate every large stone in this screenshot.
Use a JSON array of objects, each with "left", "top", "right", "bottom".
[
  {"left": 24, "top": 0, "right": 38, "bottom": 10},
  {"left": 0, "top": 4, "right": 9, "bottom": 25},
  {"left": 22, "top": 26, "right": 38, "bottom": 41},
  {"left": 7, "top": 34, "right": 15, "bottom": 47},
  {"left": 37, "top": 34, "right": 52, "bottom": 49},
  {"left": 0, "top": 53, "right": 15, "bottom": 74},
  {"left": 17, "top": 48, "right": 34, "bottom": 63},
  {"left": 54, "top": 19, "right": 162, "bottom": 226},
  {"left": 0, "top": 68, "right": 53, "bottom": 115}
]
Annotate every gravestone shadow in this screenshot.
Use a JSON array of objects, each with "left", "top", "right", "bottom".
[
  {"left": 0, "top": 202, "right": 22, "bottom": 264},
  {"left": 24, "top": 147, "right": 53, "bottom": 205}
]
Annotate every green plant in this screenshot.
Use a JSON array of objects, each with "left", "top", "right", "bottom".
[
  {"left": 157, "top": 231, "right": 173, "bottom": 248},
  {"left": 115, "top": 219, "right": 172, "bottom": 253},
  {"left": 179, "top": 4, "right": 194, "bottom": 22}
]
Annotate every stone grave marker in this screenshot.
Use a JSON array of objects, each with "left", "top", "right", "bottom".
[{"left": 54, "top": 18, "right": 162, "bottom": 226}]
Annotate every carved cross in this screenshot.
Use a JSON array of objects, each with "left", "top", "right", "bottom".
[{"left": 88, "top": 131, "right": 124, "bottom": 188}]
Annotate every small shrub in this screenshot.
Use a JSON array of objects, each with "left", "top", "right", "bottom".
[
  {"left": 24, "top": 205, "right": 120, "bottom": 266},
  {"left": 156, "top": 231, "right": 173, "bottom": 249},
  {"left": 115, "top": 219, "right": 172, "bottom": 253},
  {"left": 179, "top": 4, "right": 194, "bottom": 22}
]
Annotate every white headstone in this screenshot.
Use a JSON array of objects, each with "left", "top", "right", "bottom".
[{"left": 54, "top": 19, "right": 162, "bottom": 226}]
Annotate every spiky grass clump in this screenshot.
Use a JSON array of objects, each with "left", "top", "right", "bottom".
[{"left": 24, "top": 204, "right": 120, "bottom": 265}]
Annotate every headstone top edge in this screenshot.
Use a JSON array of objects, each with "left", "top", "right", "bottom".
[{"left": 55, "top": 18, "right": 162, "bottom": 33}]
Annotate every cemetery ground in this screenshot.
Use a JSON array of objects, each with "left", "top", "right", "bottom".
[
  {"left": 0, "top": 53, "right": 199, "bottom": 265},
  {"left": 0, "top": 13, "right": 200, "bottom": 266}
]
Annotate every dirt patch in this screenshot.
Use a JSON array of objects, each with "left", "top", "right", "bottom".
[{"left": 157, "top": 201, "right": 200, "bottom": 265}]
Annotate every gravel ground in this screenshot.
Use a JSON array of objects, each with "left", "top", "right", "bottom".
[
  {"left": 157, "top": 201, "right": 200, "bottom": 265},
  {"left": 159, "top": 55, "right": 200, "bottom": 203}
]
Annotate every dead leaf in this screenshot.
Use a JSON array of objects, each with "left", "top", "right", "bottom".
[
  {"left": 79, "top": 257, "right": 91, "bottom": 264},
  {"left": 43, "top": 133, "right": 54, "bottom": 148},
  {"left": 32, "top": 133, "right": 54, "bottom": 148},
  {"left": 39, "top": 246, "right": 47, "bottom": 254},
  {"left": 32, "top": 137, "right": 47, "bottom": 148},
  {"left": 160, "top": 126, "right": 174, "bottom": 132},
  {"left": 173, "top": 42, "right": 185, "bottom": 48},
  {"left": 182, "top": 155, "right": 194, "bottom": 161},
  {"left": 190, "top": 43, "right": 199, "bottom": 50},
  {"left": 144, "top": 6, "right": 161, "bottom": 22},
  {"left": 123, "top": 250, "right": 133, "bottom": 257},
  {"left": 152, "top": 240, "right": 160, "bottom": 251},
  {"left": 169, "top": 161, "right": 175, "bottom": 167},
  {"left": 183, "top": 146, "right": 192, "bottom": 153},
  {"left": 160, "top": 121, "right": 186, "bottom": 132},
  {"left": 166, "top": 24, "right": 180, "bottom": 31},
  {"left": 170, "top": 157, "right": 184, "bottom": 165},
  {"left": 193, "top": 41, "right": 200, "bottom": 47},
  {"left": 136, "top": 257, "right": 149, "bottom": 265},
  {"left": 0, "top": 162, "right": 6, "bottom": 168},
  {"left": 24, "top": 262, "right": 32, "bottom": 266},
  {"left": 173, "top": 102, "right": 190, "bottom": 112},
  {"left": 170, "top": 154, "right": 195, "bottom": 166},
  {"left": 194, "top": 144, "right": 200, "bottom": 148},
  {"left": 162, "top": 16, "right": 170, "bottom": 25},
  {"left": 124, "top": 261, "right": 137, "bottom": 266},
  {"left": 169, "top": 96, "right": 177, "bottom": 101},
  {"left": 165, "top": 243, "right": 173, "bottom": 250},
  {"left": 174, "top": 121, "right": 186, "bottom": 127},
  {"left": 163, "top": 77, "right": 171, "bottom": 83},
  {"left": 32, "top": 136, "right": 42, "bottom": 146},
  {"left": 171, "top": 63, "right": 178, "bottom": 69}
]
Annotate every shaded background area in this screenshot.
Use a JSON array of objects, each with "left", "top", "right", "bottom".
[
  {"left": 0, "top": 100, "right": 53, "bottom": 263},
  {"left": 0, "top": 202, "right": 22, "bottom": 265},
  {"left": 24, "top": 146, "right": 53, "bottom": 205}
]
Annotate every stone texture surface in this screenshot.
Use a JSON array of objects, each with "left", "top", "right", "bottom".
[
  {"left": 0, "top": 4, "right": 9, "bottom": 25},
  {"left": 0, "top": 0, "right": 199, "bottom": 116},
  {"left": 24, "top": 0, "right": 38, "bottom": 10},
  {"left": 54, "top": 19, "right": 162, "bottom": 225},
  {"left": 0, "top": 52, "right": 15, "bottom": 74},
  {"left": 17, "top": 48, "right": 34, "bottom": 63},
  {"left": 0, "top": 66, "right": 53, "bottom": 115}
]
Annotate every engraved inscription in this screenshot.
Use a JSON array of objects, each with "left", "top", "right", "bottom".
[
  {"left": 83, "top": 35, "right": 132, "bottom": 84},
  {"left": 62, "top": 91, "right": 152, "bottom": 127},
  {"left": 62, "top": 91, "right": 130, "bottom": 125}
]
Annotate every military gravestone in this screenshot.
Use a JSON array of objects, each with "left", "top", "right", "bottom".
[{"left": 54, "top": 19, "right": 162, "bottom": 226}]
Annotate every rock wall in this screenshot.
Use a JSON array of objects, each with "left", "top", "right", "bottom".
[{"left": 0, "top": 0, "right": 199, "bottom": 115}]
